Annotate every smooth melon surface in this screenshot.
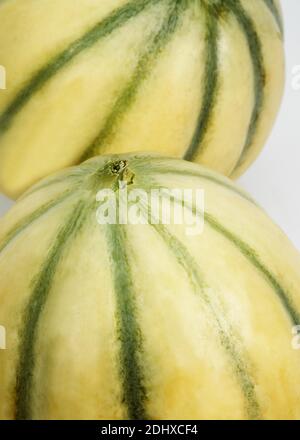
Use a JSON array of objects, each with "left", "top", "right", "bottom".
[
  {"left": 0, "top": 153, "right": 300, "bottom": 420},
  {"left": 0, "top": 0, "right": 284, "bottom": 198}
]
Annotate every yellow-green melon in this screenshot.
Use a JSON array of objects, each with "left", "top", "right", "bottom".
[
  {"left": 0, "top": 0, "right": 284, "bottom": 198},
  {"left": 0, "top": 153, "right": 299, "bottom": 420}
]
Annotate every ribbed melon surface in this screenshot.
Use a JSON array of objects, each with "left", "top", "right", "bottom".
[
  {"left": 0, "top": 153, "right": 299, "bottom": 420},
  {"left": 0, "top": 0, "right": 284, "bottom": 197}
]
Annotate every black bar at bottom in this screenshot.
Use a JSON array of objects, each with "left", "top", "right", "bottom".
[{"left": 0, "top": 420, "right": 297, "bottom": 437}]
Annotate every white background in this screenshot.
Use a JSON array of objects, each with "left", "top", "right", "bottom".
[{"left": 0, "top": 0, "right": 299, "bottom": 250}]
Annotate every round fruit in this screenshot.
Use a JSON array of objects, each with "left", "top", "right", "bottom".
[
  {"left": 0, "top": 153, "right": 299, "bottom": 420},
  {"left": 0, "top": 0, "right": 284, "bottom": 198}
]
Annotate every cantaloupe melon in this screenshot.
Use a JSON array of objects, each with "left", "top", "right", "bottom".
[
  {"left": 0, "top": 153, "right": 299, "bottom": 420},
  {"left": 0, "top": 0, "right": 284, "bottom": 198}
]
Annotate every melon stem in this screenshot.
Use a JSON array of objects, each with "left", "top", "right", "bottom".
[{"left": 109, "top": 160, "right": 135, "bottom": 186}]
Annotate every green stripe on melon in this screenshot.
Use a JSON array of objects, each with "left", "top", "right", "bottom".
[
  {"left": 0, "top": 153, "right": 300, "bottom": 420},
  {"left": 183, "top": 1, "right": 220, "bottom": 162},
  {"left": 15, "top": 201, "right": 87, "bottom": 420},
  {"left": 146, "top": 219, "right": 260, "bottom": 419},
  {"left": 0, "top": 0, "right": 284, "bottom": 198},
  {"left": 262, "top": 0, "right": 284, "bottom": 34},
  {"left": 106, "top": 223, "right": 147, "bottom": 420}
]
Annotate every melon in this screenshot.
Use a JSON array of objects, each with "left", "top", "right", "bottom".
[
  {"left": 0, "top": 0, "right": 284, "bottom": 198},
  {"left": 0, "top": 153, "right": 300, "bottom": 420}
]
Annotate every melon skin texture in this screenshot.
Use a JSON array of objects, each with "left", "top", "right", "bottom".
[
  {"left": 0, "top": 153, "right": 300, "bottom": 420},
  {"left": 0, "top": 0, "right": 284, "bottom": 199}
]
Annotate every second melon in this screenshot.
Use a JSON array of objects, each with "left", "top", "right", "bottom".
[{"left": 0, "top": 0, "right": 284, "bottom": 197}]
